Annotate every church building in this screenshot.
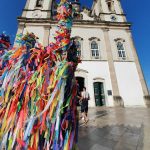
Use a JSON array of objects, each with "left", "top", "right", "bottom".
[{"left": 16, "top": 0, "right": 149, "bottom": 107}]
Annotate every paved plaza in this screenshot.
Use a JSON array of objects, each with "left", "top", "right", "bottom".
[{"left": 78, "top": 107, "right": 150, "bottom": 150}]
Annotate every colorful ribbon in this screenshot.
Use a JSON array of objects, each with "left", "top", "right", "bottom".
[{"left": 0, "top": 0, "right": 79, "bottom": 149}]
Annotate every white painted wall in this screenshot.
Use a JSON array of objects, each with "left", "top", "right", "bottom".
[
  {"left": 104, "top": 14, "right": 124, "bottom": 22},
  {"left": 100, "top": 0, "right": 125, "bottom": 22},
  {"left": 20, "top": 0, "right": 146, "bottom": 108},
  {"left": 23, "top": 24, "right": 146, "bottom": 108},
  {"left": 28, "top": 0, "right": 37, "bottom": 9},
  {"left": 72, "top": 27, "right": 107, "bottom": 60},
  {"left": 115, "top": 62, "right": 145, "bottom": 106},
  {"left": 43, "top": 0, "right": 51, "bottom": 10},
  {"left": 25, "top": 0, "right": 51, "bottom": 18},
  {"left": 81, "top": 12, "right": 94, "bottom": 21},
  {"left": 27, "top": 0, "right": 51, "bottom": 10},
  {"left": 76, "top": 61, "right": 113, "bottom": 107},
  {"left": 114, "top": 0, "right": 122, "bottom": 14},
  {"left": 108, "top": 29, "right": 134, "bottom": 61},
  {"left": 23, "top": 26, "right": 45, "bottom": 44},
  {"left": 49, "top": 24, "right": 146, "bottom": 107},
  {"left": 91, "top": 0, "right": 101, "bottom": 16},
  {"left": 26, "top": 11, "right": 47, "bottom": 18},
  {"left": 49, "top": 26, "right": 108, "bottom": 60}
]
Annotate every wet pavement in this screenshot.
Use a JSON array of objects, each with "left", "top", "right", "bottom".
[{"left": 78, "top": 107, "right": 150, "bottom": 150}]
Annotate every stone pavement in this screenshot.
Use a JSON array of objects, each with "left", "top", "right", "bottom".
[{"left": 77, "top": 107, "right": 150, "bottom": 150}]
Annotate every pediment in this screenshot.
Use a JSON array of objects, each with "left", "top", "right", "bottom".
[
  {"left": 76, "top": 68, "right": 88, "bottom": 73},
  {"left": 93, "top": 77, "right": 104, "bottom": 81}
]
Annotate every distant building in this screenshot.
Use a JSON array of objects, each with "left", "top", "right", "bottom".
[{"left": 16, "top": 0, "right": 149, "bottom": 107}]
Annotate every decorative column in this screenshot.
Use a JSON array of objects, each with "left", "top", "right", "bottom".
[
  {"left": 43, "top": 25, "right": 51, "bottom": 47},
  {"left": 103, "top": 28, "right": 124, "bottom": 107},
  {"left": 126, "top": 29, "right": 149, "bottom": 97}
]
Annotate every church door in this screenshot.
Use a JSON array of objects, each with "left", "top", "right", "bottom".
[
  {"left": 76, "top": 77, "right": 85, "bottom": 92},
  {"left": 94, "top": 82, "right": 105, "bottom": 106}
]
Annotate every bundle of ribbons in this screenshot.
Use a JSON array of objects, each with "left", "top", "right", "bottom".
[
  {"left": 0, "top": 33, "right": 11, "bottom": 51},
  {"left": 0, "top": 0, "right": 80, "bottom": 149},
  {"left": 0, "top": 33, "right": 11, "bottom": 86}
]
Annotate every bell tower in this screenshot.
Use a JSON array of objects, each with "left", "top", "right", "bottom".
[
  {"left": 22, "top": 0, "right": 54, "bottom": 18},
  {"left": 16, "top": 0, "right": 57, "bottom": 46},
  {"left": 92, "top": 0, "right": 126, "bottom": 22}
]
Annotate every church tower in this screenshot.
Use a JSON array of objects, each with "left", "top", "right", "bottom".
[
  {"left": 22, "top": 0, "right": 53, "bottom": 18},
  {"left": 16, "top": 0, "right": 149, "bottom": 107},
  {"left": 92, "top": 0, "right": 126, "bottom": 22},
  {"left": 16, "top": 0, "right": 55, "bottom": 46}
]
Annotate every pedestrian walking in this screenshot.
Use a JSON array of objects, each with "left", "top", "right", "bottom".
[{"left": 80, "top": 87, "right": 90, "bottom": 123}]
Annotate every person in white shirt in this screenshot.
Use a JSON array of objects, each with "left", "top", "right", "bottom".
[{"left": 80, "top": 87, "right": 90, "bottom": 123}]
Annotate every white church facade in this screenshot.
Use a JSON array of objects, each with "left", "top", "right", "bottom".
[{"left": 16, "top": 0, "right": 149, "bottom": 107}]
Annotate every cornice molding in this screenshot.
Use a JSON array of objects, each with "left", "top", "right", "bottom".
[
  {"left": 93, "top": 77, "right": 105, "bottom": 81},
  {"left": 23, "top": 9, "right": 51, "bottom": 12},
  {"left": 114, "top": 38, "right": 125, "bottom": 42},
  {"left": 73, "top": 36, "right": 83, "bottom": 41},
  {"left": 17, "top": 17, "right": 131, "bottom": 28},
  {"left": 89, "top": 37, "right": 100, "bottom": 41},
  {"left": 76, "top": 69, "right": 88, "bottom": 73}
]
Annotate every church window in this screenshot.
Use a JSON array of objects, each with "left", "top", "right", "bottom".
[
  {"left": 117, "top": 41, "right": 126, "bottom": 59},
  {"left": 76, "top": 41, "right": 81, "bottom": 57},
  {"left": 73, "top": 36, "right": 83, "bottom": 58},
  {"left": 107, "top": 1, "right": 112, "bottom": 12},
  {"left": 36, "top": 0, "right": 43, "bottom": 7},
  {"left": 106, "top": 0, "right": 115, "bottom": 12},
  {"left": 91, "top": 41, "right": 99, "bottom": 58}
]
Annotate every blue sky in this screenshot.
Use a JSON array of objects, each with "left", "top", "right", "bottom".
[{"left": 0, "top": 0, "right": 150, "bottom": 90}]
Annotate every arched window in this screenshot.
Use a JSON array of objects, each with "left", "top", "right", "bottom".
[
  {"left": 75, "top": 40, "right": 81, "bottom": 57},
  {"left": 106, "top": 0, "right": 115, "bottom": 12},
  {"left": 36, "top": 0, "right": 43, "bottom": 7},
  {"left": 91, "top": 41, "right": 99, "bottom": 58},
  {"left": 73, "top": 36, "right": 83, "bottom": 57},
  {"left": 117, "top": 41, "right": 126, "bottom": 59}
]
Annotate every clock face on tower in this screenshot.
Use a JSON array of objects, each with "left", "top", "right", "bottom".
[
  {"left": 111, "top": 15, "right": 117, "bottom": 22},
  {"left": 32, "top": 10, "right": 42, "bottom": 18}
]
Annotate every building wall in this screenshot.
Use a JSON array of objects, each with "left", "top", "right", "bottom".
[
  {"left": 49, "top": 25, "right": 116, "bottom": 107},
  {"left": 17, "top": 0, "right": 149, "bottom": 107},
  {"left": 48, "top": 25, "right": 109, "bottom": 61},
  {"left": 71, "top": 27, "right": 108, "bottom": 60},
  {"left": 24, "top": 0, "right": 51, "bottom": 18},
  {"left": 76, "top": 61, "right": 114, "bottom": 107},
  {"left": 23, "top": 24, "right": 146, "bottom": 107},
  {"left": 95, "top": 0, "right": 125, "bottom": 22},
  {"left": 23, "top": 25, "right": 45, "bottom": 44},
  {"left": 114, "top": 62, "right": 145, "bottom": 106},
  {"left": 108, "top": 29, "right": 134, "bottom": 61},
  {"left": 27, "top": 0, "right": 37, "bottom": 9}
]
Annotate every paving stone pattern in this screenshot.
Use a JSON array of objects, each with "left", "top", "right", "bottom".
[{"left": 78, "top": 107, "right": 150, "bottom": 150}]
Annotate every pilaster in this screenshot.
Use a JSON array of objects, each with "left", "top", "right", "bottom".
[
  {"left": 43, "top": 25, "right": 51, "bottom": 46},
  {"left": 103, "top": 28, "right": 124, "bottom": 107}
]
